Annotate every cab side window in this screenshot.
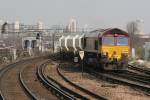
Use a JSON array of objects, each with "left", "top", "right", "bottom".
[
  {"left": 95, "top": 40, "right": 98, "bottom": 50},
  {"left": 84, "top": 38, "right": 86, "bottom": 48}
]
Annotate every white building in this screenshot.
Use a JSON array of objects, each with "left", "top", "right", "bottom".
[
  {"left": 68, "top": 18, "right": 77, "bottom": 33},
  {"left": 134, "top": 19, "right": 144, "bottom": 35},
  {"left": 14, "top": 21, "right": 20, "bottom": 32},
  {"left": 22, "top": 37, "right": 38, "bottom": 56},
  {"left": 37, "top": 21, "right": 44, "bottom": 30}
]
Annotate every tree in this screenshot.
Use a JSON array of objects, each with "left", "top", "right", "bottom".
[
  {"left": 1, "top": 22, "right": 8, "bottom": 33},
  {"left": 126, "top": 20, "right": 145, "bottom": 59},
  {"left": 126, "top": 21, "right": 138, "bottom": 48}
]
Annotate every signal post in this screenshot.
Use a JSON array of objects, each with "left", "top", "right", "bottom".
[{"left": 79, "top": 51, "right": 84, "bottom": 78}]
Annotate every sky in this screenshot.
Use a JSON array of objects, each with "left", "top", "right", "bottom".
[{"left": 0, "top": 0, "right": 150, "bottom": 33}]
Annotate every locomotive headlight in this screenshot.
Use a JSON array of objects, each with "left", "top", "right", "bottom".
[
  {"left": 103, "top": 52, "right": 106, "bottom": 55},
  {"left": 103, "top": 52, "right": 108, "bottom": 56}
]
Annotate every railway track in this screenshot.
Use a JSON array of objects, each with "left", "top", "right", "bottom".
[
  {"left": 0, "top": 58, "right": 37, "bottom": 100},
  {"left": 128, "top": 64, "right": 150, "bottom": 75},
  {"left": 0, "top": 61, "right": 25, "bottom": 99},
  {"left": 37, "top": 59, "right": 107, "bottom": 100},
  {"left": 85, "top": 67, "right": 150, "bottom": 94},
  {"left": 126, "top": 70, "right": 150, "bottom": 83},
  {"left": 51, "top": 55, "right": 150, "bottom": 97},
  {"left": 20, "top": 59, "right": 57, "bottom": 100},
  {"left": 37, "top": 62, "right": 77, "bottom": 100},
  {"left": 0, "top": 57, "right": 57, "bottom": 100},
  {"left": 108, "top": 70, "right": 150, "bottom": 85},
  {"left": 51, "top": 54, "right": 150, "bottom": 97},
  {"left": 57, "top": 64, "right": 108, "bottom": 100},
  {"left": 1, "top": 54, "right": 149, "bottom": 99},
  {"left": 19, "top": 60, "right": 39, "bottom": 100}
]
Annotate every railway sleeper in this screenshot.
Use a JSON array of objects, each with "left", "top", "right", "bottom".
[
  {"left": 38, "top": 80, "right": 68, "bottom": 100},
  {"left": 86, "top": 68, "right": 150, "bottom": 94},
  {"left": 104, "top": 76, "right": 150, "bottom": 94}
]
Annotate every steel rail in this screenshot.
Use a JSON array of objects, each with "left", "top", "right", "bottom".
[
  {"left": 108, "top": 71, "right": 150, "bottom": 85},
  {"left": 0, "top": 60, "right": 25, "bottom": 100},
  {"left": 37, "top": 63, "right": 76, "bottom": 100},
  {"left": 0, "top": 57, "right": 44, "bottom": 100},
  {"left": 57, "top": 65, "right": 107, "bottom": 100},
  {"left": 19, "top": 66, "right": 38, "bottom": 100},
  {"left": 0, "top": 91, "right": 4, "bottom": 100},
  {"left": 128, "top": 64, "right": 150, "bottom": 75},
  {"left": 85, "top": 67, "right": 150, "bottom": 94}
]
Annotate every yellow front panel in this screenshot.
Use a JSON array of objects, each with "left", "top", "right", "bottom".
[{"left": 101, "top": 45, "right": 130, "bottom": 60}]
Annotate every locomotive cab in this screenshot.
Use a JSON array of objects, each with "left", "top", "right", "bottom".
[
  {"left": 101, "top": 29, "right": 130, "bottom": 71},
  {"left": 84, "top": 28, "right": 130, "bottom": 71}
]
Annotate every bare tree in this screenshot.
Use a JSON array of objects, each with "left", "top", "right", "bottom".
[
  {"left": 126, "top": 21, "right": 145, "bottom": 59},
  {"left": 126, "top": 21, "right": 138, "bottom": 48}
]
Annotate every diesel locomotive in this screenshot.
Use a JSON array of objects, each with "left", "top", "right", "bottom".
[{"left": 59, "top": 28, "right": 130, "bottom": 71}]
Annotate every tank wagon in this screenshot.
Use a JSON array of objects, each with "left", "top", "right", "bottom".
[
  {"left": 59, "top": 28, "right": 130, "bottom": 71},
  {"left": 59, "top": 33, "right": 84, "bottom": 60}
]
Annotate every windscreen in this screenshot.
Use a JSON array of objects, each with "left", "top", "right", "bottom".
[
  {"left": 102, "top": 36, "right": 114, "bottom": 45},
  {"left": 117, "top": 37, "right": 128, "bottom": 46}
]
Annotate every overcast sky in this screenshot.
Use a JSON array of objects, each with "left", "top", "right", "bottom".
[{"left": 0, "top": 0, "right": 150, "bottom": 33}]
